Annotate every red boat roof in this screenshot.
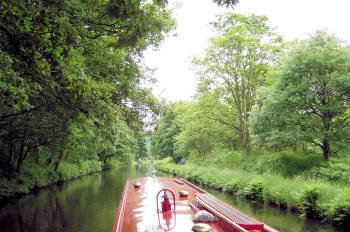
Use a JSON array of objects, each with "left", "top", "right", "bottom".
[{"left": 112, "top": 176, "right": 278, "bottom": 232}]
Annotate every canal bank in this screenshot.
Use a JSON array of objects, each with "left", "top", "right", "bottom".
[{"left": 155, "top": 161, "right": 343, "bottom": 232}]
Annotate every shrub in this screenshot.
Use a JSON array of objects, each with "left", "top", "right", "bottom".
[
  {"left": 310, "top": 155, "right": 350, "bottom": 184},
  {"left": 299, "top": 185, "right": 321, "bottom": 219},
  {"left": 243, "top": 179, "right": 264, "bottom": 203},
  {"left": 328, "top": 192, "right": 350, "bottom": 229},
  {"left": 262, "top": 174, "right": 301, "bottom": 211},
  {"left": 58, "top": 160, "right": 102, "bottom": 180},
  {"left": 271, "top": 152, "right": 323, "bottom": 177},
  {"left": 0, "top": 179, "right": 23, "bottom": 201}
]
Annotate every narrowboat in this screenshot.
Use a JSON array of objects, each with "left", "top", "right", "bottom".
[{"left": 112, "top": 176, "right": 278, "bottom": 232}]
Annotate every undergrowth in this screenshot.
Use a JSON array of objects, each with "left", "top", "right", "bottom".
[
  {"left": 0, "top": 158, "right": 116, "bottom": 203},
  {"left": 154, "top": 153, "right": 350, "bottom": 229}
]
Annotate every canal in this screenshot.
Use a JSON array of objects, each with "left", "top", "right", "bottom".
[{"left": 0, "top": 163, "right": 340, "bottom": 232}]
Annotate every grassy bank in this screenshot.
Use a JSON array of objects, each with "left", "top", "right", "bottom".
[
  {"left": 0, "top": 158, "right": 122, "bottom": 204},
  {"left": 155, "top": 154, "right": 350, "bottom": 229}
]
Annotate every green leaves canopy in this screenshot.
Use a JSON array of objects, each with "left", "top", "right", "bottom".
[
  {"left": 0, "top": 0, "right": 175, "bottom": 177},
  {"left": 193, "top": 13, "right": 283, "bottom": 155},
  {"left": 252, "top": 31, "right": 350, "bottom": 160}
]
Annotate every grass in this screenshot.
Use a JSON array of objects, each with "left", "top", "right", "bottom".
[{"left": 154, "top": 152, "right": 350, "bottom": 229}]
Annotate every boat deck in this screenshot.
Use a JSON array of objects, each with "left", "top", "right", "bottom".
[{"left": 112, "top": 176, "right": 273, "bottom": 232}]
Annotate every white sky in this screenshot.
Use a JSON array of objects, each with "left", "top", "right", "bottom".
[{"left": 144, "top": 0, "right": 350, "bottom": 102}]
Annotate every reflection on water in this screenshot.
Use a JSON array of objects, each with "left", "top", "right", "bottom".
[
  {"left": 0, "top": 163, "right": 341, "bottom": 232},
  {"left": 0, "top": 163, "right": 152, "bottom": 232}
]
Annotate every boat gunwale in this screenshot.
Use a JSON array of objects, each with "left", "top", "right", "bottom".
[{"left": 112, "top": 180, "right": 129, "bottom": 232}]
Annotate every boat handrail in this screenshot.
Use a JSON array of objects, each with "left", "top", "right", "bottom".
[
  {"left": 180, "top": 178, "right": 207, "bottom": 194},
  {"left": 196, "top": 196, "right": 249, "bottom": 232}
]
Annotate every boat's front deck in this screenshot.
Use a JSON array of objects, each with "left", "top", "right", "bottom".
[
  {"left": 113, "top": 176, "right": 273, "bottom": 232},
  {"left": 112, "top": 176, "right": 226, "bottom": 232}
]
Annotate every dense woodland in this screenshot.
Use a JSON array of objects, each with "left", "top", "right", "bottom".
[{"left": 0, "top": 0, "right": 177, "bottom": 199}]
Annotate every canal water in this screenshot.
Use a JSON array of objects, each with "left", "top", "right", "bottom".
[{"left": 0, "top": 163, "right": 340, "bottom": 232}]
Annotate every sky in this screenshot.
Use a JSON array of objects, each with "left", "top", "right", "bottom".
[{"left": 143, "top": 0, "right": 350, "bottom": 102}]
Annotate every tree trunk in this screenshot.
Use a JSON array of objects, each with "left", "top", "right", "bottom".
[
  {"left": 54, "top": 150, "right": 64, "bottom": 171},
  {"left": 322, "top": 114, "right": 331, "bottom": 161},
  {"left": 244, "top": 129, "right": 250, "bottom": 155},
  {"left": 241, "top": 130, "right": 250, "bottom": 155},
  {"left": 103, "top": 156, "right": 108, "bottom": 164},
  {"left": 322, "top": 139, "right": 330, "bottom": 161},
  {"left": 240, "top": 119, "right": 250, "bottom": 155}
]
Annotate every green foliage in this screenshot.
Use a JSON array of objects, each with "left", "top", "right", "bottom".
[
  {"left": 0, "top": 162, "right": 59, "bottom": 201},
  {"left": 213, "top": 0, "right": 239, "bottom": 7},
  {"left": 20, "top": 162, "right": 59, "bottom": 188},
  {"left": 0, "top": 179, "right": 22, "bottom": 201},
  {"left": 261, "top": 174, "right": 301, "bottom": 210},
  {"left": 151, "top": 104, "right": 181, "bottom": 160},
  {"left": 58, "top": 160, "right": 102, "bottom": 180},
  {"left": 150, "top": 13, "right": 350, "bottom": 230},
  {"left": 268, "top": 152, "right": 323, "bottom": 177},
  {"left": 328, "top": 192, "right": 350, "bottom": 228},
  {"left": 299, "top": 185, "right": 321, "bottom": 218},
  {"left": 0, "top": 0, "right": 175, "bottom": 199},
  {"left": 103, "top": 157, "right": 122, "bottom": 170},
  {"left": 151, "top": 100, "right": 240, "bottom": 162},
  {"left": 155, "top": 158, "right": 350, "bottom": 228},
  {"left": 174, "top": 101, "right": 238, "bottom": 158},
  {"left": 202, "top": 150, "right": 322, "bottom": 177},
  {"left": 243, "top": 179, "right": 264, "bottom": 203},
  {"left": 310, "top": 155, "right": 350, "bottom": 184},
  {"left": 193, "top": 13, "right": 284, "bottom": 155},
  {"left": 252, "top": 31, "right": 350, "bottom": 160}
]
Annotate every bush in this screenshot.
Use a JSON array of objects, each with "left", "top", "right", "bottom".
[
  {"left": 0, "top": 179, "right": 23, "bottom": 201},
  {"left": 271, "top": 152, "right": 323, "bottom": 177},
  {"left": 0, "top": 162, "right": 60, "bottom": 202},
  {"left": 299, "top": 185, "right": 321, "bottom": 219},
  {"left": 262, "top": 174, "right": 301, "bottom": 211},
  {"left": 310, "top": 155, "right": 350, "bottom": 184},
  {"left": 104, "top": 157, "right": 122, "bottom": 169},
  {"left": 243, "top": 179, "right": 264, "bottom": 203},
  {"left": 209, "top": 150, "right": 323, "bottom": 177},
  {"left": 328, "top": 192, "right": 350, "bottom": 228},
  {"left": 58, "top": 160, "right": 102, "bottom": 180},
  {"left": 20, "top": 162, "right": 59, "bottom": 188}
]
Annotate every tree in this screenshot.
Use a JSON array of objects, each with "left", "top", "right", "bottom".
[
  {"left": 193, "top": 13, "right": 283, "bottom": 155},
  {"left": 0, "top": 0, "right": 175, "bottom": 177},
  {"left": 213, "top": 0, "right": 239, "bottom": 7},
  {"left": 151, "top": 105, "right": 178, "bottom": 160},
  {"left": 252, "top": 31, "right": 350, "bottom": 160},
  {"left": 173, "top": 99, "right": 239, "bottom": 159}
]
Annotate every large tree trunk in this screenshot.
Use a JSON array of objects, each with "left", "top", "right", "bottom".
[{"left": 322, "top": 139, "right": 330, "bottom": 161}]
